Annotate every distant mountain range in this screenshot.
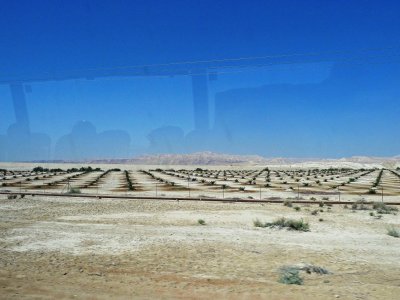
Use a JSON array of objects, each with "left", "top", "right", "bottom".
[
  {"left": 87, "top": 151, "right": 267, "bottom": 165},
  {"left": 77, "top": 151, "right": 400, "bottom": 168}
]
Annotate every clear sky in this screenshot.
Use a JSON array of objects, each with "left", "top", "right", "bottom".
[{"left": 0, "top": 0, "right": 400, "bottom": 161}]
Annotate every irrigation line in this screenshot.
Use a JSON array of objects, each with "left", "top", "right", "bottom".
[{"left": 1, "top": 191, "right": 399, "bottom": 205}]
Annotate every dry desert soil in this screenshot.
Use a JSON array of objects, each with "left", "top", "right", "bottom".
[{"left": 1, "top": 193, "right": 400, "bottom": 299}]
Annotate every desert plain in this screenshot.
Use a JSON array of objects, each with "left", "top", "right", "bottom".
[{"left": 0, "top": 162, "right": 399, "bottom": 299}]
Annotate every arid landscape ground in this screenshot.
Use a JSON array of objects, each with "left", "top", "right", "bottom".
[{"left": 1, "top": 163, "right": 400, "bottom": 299}]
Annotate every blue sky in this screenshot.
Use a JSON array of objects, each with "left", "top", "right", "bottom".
[{"left": 1, "top": 0, "right": 400, "bottom": 160}]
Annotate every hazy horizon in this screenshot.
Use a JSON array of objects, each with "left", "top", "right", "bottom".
[{"left": 16, "top": 151, "right": 400, "bottom": 164}]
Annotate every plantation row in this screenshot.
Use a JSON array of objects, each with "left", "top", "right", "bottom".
[{"left": 1, "top": 166, "right": 400, "bottom": 197}]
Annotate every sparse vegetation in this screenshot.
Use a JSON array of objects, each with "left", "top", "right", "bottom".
[
  {"left": 351, "top": 199, "right": 369, "bottom": 211},
  {"left": 254, "top": 218, "right": 309, "bottom": 231},
  {"left": 373, "top": 202, "right": 398, "bottom": 214},
  {"left": 279, "top": 267, "right": 303, "bottom": 285},
  {"left": 253, "top": 219, "right": 264, "bottom": 227},
  {"left": 66, "top": 187, "right": 81, "bottom": 194},
  {"left": 387, "top": 227, "right": 400, "bottom": 238},
  {"left": 278, "top": 264, "right": 329, "bottom": 285},
  {"left": 372, "top": 169, "right": 384, "bottom": 187},
  {"left": 124, "top": 170, "right": 135, "bottom": 191},
  {"left": 283, "top": 200, "right": 293, "bottom": 207}
]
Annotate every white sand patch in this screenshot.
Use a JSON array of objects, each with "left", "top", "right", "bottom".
[
  {"left": 58, "top": 212, "right": 154, "bottom": 221},
  {"left": 7, "top": 222, "right": 148, "bottom": 255},
  {"left": 0, "top": 204, "right": 37, "bottom": 210},
  {"left": 5, "top": 214, "right": 399, "bottom": 265}
]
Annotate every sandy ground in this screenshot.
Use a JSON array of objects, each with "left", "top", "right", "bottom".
[{"left": 1, "top": 193, "right": 399, "bottom": 299}]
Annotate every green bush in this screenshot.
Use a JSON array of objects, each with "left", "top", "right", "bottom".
[
  {"left": 387, "top": 227, "right": 400, "bottom": 238},
  {"left": 254, "top": 217, "right": 309, "bottom": 232},
  {"left": 284, "top": 200, "right": 293, "bottom": 207},
  {"left": 282, "top": 218, "right": 310, "bottom": 231},
  {"left": 373, "top": 202, "right": 398, "bottom": 214},
  {"left": 279, "top": 268, "right": 303, "bottom": 285},
  {"left": 253, "top": 219, "right": 264, "bottom": 227},
  {"left": 67, "top": 187, "right": 81, "bottom": 194},
  {"left": 198, "top": 219, "right": 206, "bottom": 225}
]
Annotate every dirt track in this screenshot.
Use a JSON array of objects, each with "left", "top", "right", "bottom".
[{"left": 1, "top": 194, "right": 399, "bottom": 299}]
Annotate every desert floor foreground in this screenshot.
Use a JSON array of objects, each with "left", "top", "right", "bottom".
[{"left": 1, "top": 195, "right": 399, "bottom": 299}]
